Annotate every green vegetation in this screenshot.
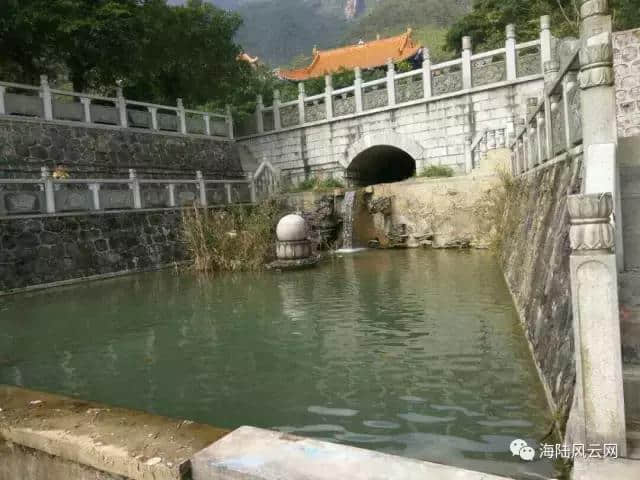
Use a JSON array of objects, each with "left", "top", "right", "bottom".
[
  {"left": 282, "top": 177, "right": 345, "bottom": 193},
  {"left": 181, "top": 199, "right": 283, "bottom": 274},
  {"left": 418, "top": 165, "right": 455, "bottom": 178},
  {"left": 447, "top": 0, "right": 640, "bottom": 54},
  {"left": 0, "top": 0, "right": 250, "bottom": 108}
]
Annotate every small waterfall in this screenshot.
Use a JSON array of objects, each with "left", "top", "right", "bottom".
[{"left": 342, "top": 191, "right": 356, "bottom": 249}]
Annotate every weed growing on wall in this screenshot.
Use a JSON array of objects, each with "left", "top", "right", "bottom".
[
  {"left": 182, "top": 199, "right": 284, "bottom": 274},
  {"left": 281, "top": 177, "right": 345, "bottom": 193},
  {"left": 418, "top": 165, "right": 455, "bottom": 178}
]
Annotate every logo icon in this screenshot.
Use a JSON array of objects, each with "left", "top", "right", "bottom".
[{"left": 510, "top": 439, "right": 535, "bottom": 461}]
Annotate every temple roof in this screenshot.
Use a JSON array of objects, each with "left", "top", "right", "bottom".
[{"left": 278, "top": 29, "right": 421, "bottom": 81}]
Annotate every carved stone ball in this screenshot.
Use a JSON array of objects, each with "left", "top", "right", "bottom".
[{"left": 276, "top": 214, "right": 307, "bottom": 242}]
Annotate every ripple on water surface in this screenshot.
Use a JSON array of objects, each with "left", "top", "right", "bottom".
[{"left": 0, "top": 249, "right": 556, "bottom": 479}]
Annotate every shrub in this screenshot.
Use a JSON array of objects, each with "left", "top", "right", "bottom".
[
  {"left": 181, "top": 199, "right": 283, "bottom": 274},
  {"left": 282, "top": 177, "right": 345, "bottom": 193},
  {"left": 418, "top": 165, "right": 455, "bottom": 178}
]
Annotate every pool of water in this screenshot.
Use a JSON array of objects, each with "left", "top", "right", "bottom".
[{"left": 0, "top": 249, "right": 556, "bottom": 479}]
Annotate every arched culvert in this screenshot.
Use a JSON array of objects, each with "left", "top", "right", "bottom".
[{"left": 346, "top": 145, "right": 416, "bottom": 187}]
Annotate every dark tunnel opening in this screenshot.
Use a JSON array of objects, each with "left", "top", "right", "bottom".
[{"left": 345, "top": 146, "right": 416, "bottom": 187}]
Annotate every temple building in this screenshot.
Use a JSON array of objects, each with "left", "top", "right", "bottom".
[{"left": 277, "top": 29, "right": 423, "bottom": 82}]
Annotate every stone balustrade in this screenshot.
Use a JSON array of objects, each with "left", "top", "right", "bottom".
[
  {"left": 0, "top": 78, "right": 234, "bottom": 139},
  {"left": 236, "top": 23, "right": 544, "bottom": 139},
  {"left": 0, "top": 161, "right": 279, "bottom": 217}
]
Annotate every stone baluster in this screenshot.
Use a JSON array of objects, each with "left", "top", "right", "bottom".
[
  {"left": 487, "top": 130, "right": 496, "bottom": 150},
  {"left": 247, "top": 172, "right": 256, "bottom": 203},
  {"left": 578, "top": 0, "right": 622, "bottom": 270},
  {"left": 273, "top": 90, "right": 282, "bottom": 131},
  {"left": 386, "top": 58, "right": 396, "bottom": 106},
  {"left": 0, "top": 85, "right": 6, "bottom": 115},
  {"left": 506, "top": 24, "right": 517, "bottom": 81},
  {"left": 129, "top": 169, "right": 142, "bottom": 209},
  {"left": 462, "top": 37, "right": 473, "bottom": 89},
  {"left": 116, "top": 83, "right": 127, "bottom": 128},
  {"left": 89, "top": 183, "right": 100, "bottom": 210},
  {"left": 354, "top": 68, "right": 363, "bottom": 113},
  {"left": 566, "top": 192, "right": 626, "bottom": 456},
  {"left": 196, "top": 171, "right": 207, "bottom": 207},
  {"left": 464, "top": 135, "right": 473, "bottom": 173},
  {"left": 543, "top": 61, "right": 560, "bottom": 159},
  {"left": 40, "top": 75, "right": 53, "bottom": 121},
  {"left": 177, "top": 98, "right": 187, "bottom": 134},
  {"left": 203, "top": 114, "right": 211, "bottom": 136},
  {"left": 41, "top": 166, "right": 55, "bottom": 214},
  {"left": 324, "top": 75, "right": 333, "bottom": 120},
  {"left": 225, "top": 183, "right": 233, "bottom": 204},
  {"left": 298, "top": 83, "right": 306, "bottom": 123},
  {"left": 517, "top": 139, "right": 524, "bottom": 173},
  {"left": 167, "top": 183, "right": 176, "bottom": 207},
  {"left": 422, "top": 48, "right": 432, "bottom": 98},
  {"left": 562, "top": 69, "right": 579, "bottom": 150},
  {"left": 148, "top": 106, "right": 158, "bottom": 131},
  {"left": 540, "top": 16, "right": 554, "bottom": 74},
  {"left": 80, "top": 97, "right": 92, "bottom": 123},
  {"left": 528, "top": 123, "right": 538, "bottom": 168},
  {"left": 226, "top": 105, "right": 234, "bottom": 139},
  {"left": 256, "top": 95, "right": 264, "bottom": 134},
  {"left": 536, "top": 112, "right": 545, "bottom": 163}
]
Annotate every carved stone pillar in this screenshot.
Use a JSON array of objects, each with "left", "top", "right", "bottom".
[
  {"left": 566, "top": 192, "right": 626, "bottom": 456},
  {"left": 578, "top": 0, "right": 623, "bottom": 270}
]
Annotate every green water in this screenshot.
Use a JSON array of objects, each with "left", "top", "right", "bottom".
[{"left": 0, "top": 249, "right": 556, "bottom": 479}]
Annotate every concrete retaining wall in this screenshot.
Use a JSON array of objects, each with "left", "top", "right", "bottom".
[
  {"left": 0, "top": 209, "right": 187, "bottom": 294},
  {"left": 499, "top": 152, "right": 583, "bottom": 431},
  {"left": 237, "top": 79, "right": 543, "bottom": 184},
  {"left": 0, "top": 116, "right": 245, "bottom": 179}
]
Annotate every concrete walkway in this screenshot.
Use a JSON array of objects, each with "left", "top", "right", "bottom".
[{"left": 191, "top": 426, "right": 515, "bottom": 480}]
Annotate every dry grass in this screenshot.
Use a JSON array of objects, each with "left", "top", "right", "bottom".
[{"left": 181, "top": 199, "right": 283, "bottom": 274}]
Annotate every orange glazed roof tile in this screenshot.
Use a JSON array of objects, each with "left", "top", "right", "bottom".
[{"left": 278, "top": 29, "right": 422, "bottom": 81}]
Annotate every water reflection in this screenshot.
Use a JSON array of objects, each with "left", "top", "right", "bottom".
[{"left": 0, "top": 249, "right": 555, "bottom": 479}]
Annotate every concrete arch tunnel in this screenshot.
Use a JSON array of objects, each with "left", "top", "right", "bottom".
[{"left": 343, "top": 133, "right": 425, "bottom": 187}]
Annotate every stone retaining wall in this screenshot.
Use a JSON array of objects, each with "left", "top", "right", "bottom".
[
  {"left": 499, "top": 153, "right": 583, "bottom": 430},
  {"left": 0, "top": 209, "right": 187, "bottom": 293},
  {"left": 0, "top": 116, "right": 244, "bottom": 179}
]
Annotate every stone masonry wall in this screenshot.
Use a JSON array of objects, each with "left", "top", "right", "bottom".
[
  {"left": 0, "top": 117, "right": 244, "bottom": 179},
  {"left": 500, "top": 155, "right": 583, "bottom": 429},
  {"left": 614, "top": 28, "right": 640, "bottom": 138},
  {"left": 237, "top": 79, "right": 544, "bottom": 185},
  {"left": 0, "top": 210, "right": 187, "bottom": 293}
]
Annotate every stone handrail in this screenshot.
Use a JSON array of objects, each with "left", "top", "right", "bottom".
[
  {"left": 237, "top": 21, "right": 548, "bottom": 138},
  {"left": 510, "top": 43, "right": 581, "bottom": 175},
  {"left": 0, "top": 168, "right": 255, "bottom": 217},
  {"left": 468, "top": 128, "right": 508, "bottom": 170},
  {"left": 0, "top": 78, "right": 234, "bottom": 139}
]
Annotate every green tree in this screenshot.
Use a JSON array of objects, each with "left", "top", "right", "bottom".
[{"left": 446, "top": 0, "right": 640, "bottom": 54}]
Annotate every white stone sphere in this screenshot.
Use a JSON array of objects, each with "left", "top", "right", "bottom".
[{"left": 276, "top": 214, "right": 307, "bottom": 241}]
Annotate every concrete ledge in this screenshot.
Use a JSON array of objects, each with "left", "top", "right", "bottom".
[
  {"left": 0, "top": 385, "right": 229, "bottom": 480},
  {"left": 572, "top": 457, "right": 640, "bottom": 479},
  {"left": 191, "top": 426, "right": 513, "bottom": 480}
]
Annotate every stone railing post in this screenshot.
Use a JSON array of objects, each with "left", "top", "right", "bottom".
[
  {"left": 386, "top": 58, "right": 396, "bottom": 106},
  {"left": 116, "top": 83, "right": 127, "bottom": 128},
  {"left": 80, "top": 97, "right": 92, "bottom": 124},
  {"left": 567, "top": 192, "right": 626, "bottom": 456},
  {"left": 354, "top": 68, "right": 363, "bottom": 112},
  {"left": 148, "top": 107, "right": 158, "bottom": 131},
  {"left": 506, "top": 24, "right": 517, "bottom": 81},
  {"left": 578, "top": 0, "right": 622, "bottom": 270},
  {"left": 256, "top": 95, "right": 264, "bottom": 134},
  {"left": 0, "top": 85, "right": 6, "bottom": 115},
  {"left": 203, "top": 114, "right": 211, "bottom": 136},
  {"left": 89, "top": 183, "right": 100, "bottom": 210},
  {"left": 167, "top": 183, "right": 176, "bottom": 207},
  {"left": 298, "top": 83, "right": 306, "bottom": 123},
  {"left": 41, "top": 166, "right": 55, "bottom": 213},
  {"left": 543, "top": 60, "right": 560, "bottom": 158},
  {"left": 562, "top": 69, "right": 579, "bottom": 150},
  {"left": 422, "top": 48, "right": 432, "bottom": 98},
  {"left": 464, "top": 135, "right": 473, "bottom": 172},
  {"left": 225, "top": 183, "right": 233, "bottom": 204},
  {"left": 225, "top": 105, "right": 234, "bottom": 139},
  {"left": 324, "top": 75, "right": 333, "bottom": 120},
  {"left": 196, "top": 170, "right": 207, "bottom": 207},
  {"left": 540, "top": 15, "right": 554, "bottom": 72},
  {"left": 247, "top": 172, "right": 256, "bottom": 203},
  {"left": 272, "top": 90, "right": 282, "bottom": 131},
  {"left": 40, "top": 75, "right": 53, "bottom": 121},
  {"left": 177, "top": 98, "right": 187, "bottom": 134},
  {"left": 536, "top": 112, "right": 545, "bottom": 163},
  {"left": 129, "top": 168, "right": 142, "bottom": 209},
  {"left": 462, "top": 37, "right": 473, "bottom": 89}
]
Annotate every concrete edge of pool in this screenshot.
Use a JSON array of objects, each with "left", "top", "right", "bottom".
[{"left": 0, "top": 384, "right": 532, "bottom": 480}]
